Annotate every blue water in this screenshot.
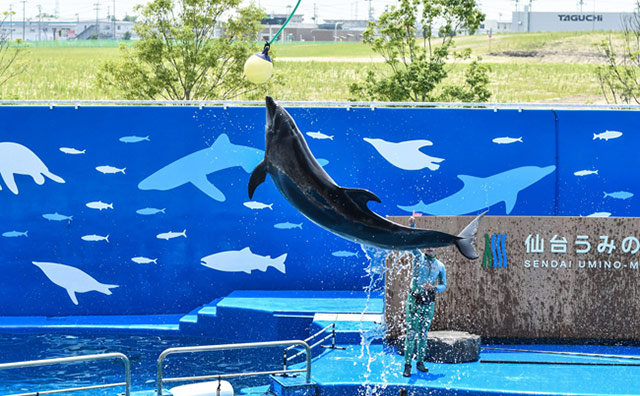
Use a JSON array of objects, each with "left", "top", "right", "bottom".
[{"left": 0, "top": 333, "right": 282, "bottom": 396}]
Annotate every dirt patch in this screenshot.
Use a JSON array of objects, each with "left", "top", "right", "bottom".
[{"left": 488, "top": 50, "right": 607, "bottom": 64}]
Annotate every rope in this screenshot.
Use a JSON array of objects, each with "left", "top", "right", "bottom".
[{"left": 269, "top": 0, "right": 302, "bottom": 44}]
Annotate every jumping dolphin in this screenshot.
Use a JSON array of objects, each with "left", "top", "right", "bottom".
[{"left": 248, "top": 97, "right": 485, "bottom": 259}]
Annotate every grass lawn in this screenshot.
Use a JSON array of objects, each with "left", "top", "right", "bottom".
[{"left": 0, "top": 32, "right": 619, "bottom": 103}]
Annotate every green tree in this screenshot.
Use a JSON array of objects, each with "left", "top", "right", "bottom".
[
  {"left": 96, "top": 0, "right": 266, "bottom": 100},
  {"left": 349, "top": 0, "right": 490, "bottom": 102},
  {"left": 595, "top": 1, "right": 640, "bottom": 104},
  {"left": 0, "top": 11, "right": 25, "bottom": 95}
]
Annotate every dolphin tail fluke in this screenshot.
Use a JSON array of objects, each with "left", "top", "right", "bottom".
[{"left": 454, "top": 211, "right": 487, "bottom": 260}]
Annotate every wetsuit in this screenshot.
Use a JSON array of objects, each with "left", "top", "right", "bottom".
[{"left": 404, "top": 249, "right": 447, "bottom": 366}]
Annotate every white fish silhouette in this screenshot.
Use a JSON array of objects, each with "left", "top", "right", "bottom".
[
  {"left": 119, "top": 136, "right": 150, "bottom": 143},
  {"left": 587, "top": 212, "right": 612, "bottom": 218},
  {"left": 59, "top": 147, "right": 86, "bottom": 155},
  {"left": 96, "top": 166, "right": 126, "bottom": 174},
  {"left": 201, "top": 247, "right": 286, "bottom": 274},
  {"left": 604, "top": 191, "right": 633, "bottom": 200},
  {"left": 574, "top": 170, "right": 598, "bottom": 177},
  {"left": 593, "top": 130, "right": 622, "bottom": 141},
  {"left": 274, "top": 222, "right": 303, "bottom": 230},
  {"left": 306, "top": 131, "right": 334, "bottom": 140},
  {"left": 43, "top": 213, "right": 73, "bottom": 222},
  {"left": 131, "top": 257, "right": 158, "bottom": 264},
  {"left": 2, "top": 230, "right": 28, "bottom": 238},
  {"left": 156, "top": 229, "right": 187, "bottom": 240},
  {"left": 492, "top": 137, "right": 523, "bottom": 144},
  {"left": 81, "top": 234, "right": 110, "bottom": 242},
  {"left": 33, "top": 261, "right": 118, "bottom": 305},
  {"left": 332, "top": 250, "right": 359, "bottom": 257},
  {"left": 136, "top": 208, "right": 166, "bottom": 215},
  {"left": 363, "top": 137, "right": 444, "bottom": 171},
  {"left": 86, "top": 201, "right": 114, "bottom": 210},
  {"left": 243, "top": 201, "right": 273, "bottom": 210}
]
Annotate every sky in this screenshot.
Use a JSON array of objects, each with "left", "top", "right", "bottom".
[{"left": 2, "top": 0, "right": 638, "bottom": 23}]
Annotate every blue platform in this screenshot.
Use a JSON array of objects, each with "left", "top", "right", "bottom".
[
  {"left": 2, "top": 291, "right": 639, "bottom": 396},
  {"left": 288, "top": 343, "right": 640, "bottom": 396},
  {"left": 178, "top": 290, "right": 384, "bottom": 342}
]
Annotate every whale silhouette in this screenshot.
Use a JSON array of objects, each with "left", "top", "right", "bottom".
[
  {"left": 398, "top": 165, "right": 556, "bottom": 215},
  {"left": 138, "top": 134, "right": 264, "bottom": 202},
  {"left": 0, "top": 142, "right": 65, "bottom": 195},
  {"left": 32, "top": 261, "right": 118, "bottom": 305},
  {"left": 248, "top": 97, "right": 485, "bottom": 259},
  {"left": 363, "top": 137, "right": 445, "bottom": 171}
]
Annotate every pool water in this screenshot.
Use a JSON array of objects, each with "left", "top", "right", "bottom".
[{"left": 0, "top": 333, "right": 283, "bottom": 396}]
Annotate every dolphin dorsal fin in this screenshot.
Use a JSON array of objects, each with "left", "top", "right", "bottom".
[
  {"left": 343, "top": 188, "right": 381, "bottom": 211},
  {"left": 213, "top": 134, "right": 231, "bottom": 147},
  {"left": 458, "top": 174, "right": 483, "bottom": 185}
]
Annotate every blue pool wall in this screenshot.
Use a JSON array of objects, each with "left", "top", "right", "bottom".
[{"left": 0, "top": 105, "right": 638, "bottom": 316}]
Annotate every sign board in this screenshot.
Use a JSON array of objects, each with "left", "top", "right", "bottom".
[{"left": 385, "top": 215, "right": 640, "bottom": 341}]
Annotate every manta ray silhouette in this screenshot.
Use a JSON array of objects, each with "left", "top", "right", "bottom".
[{"left": 248, "top": 97, "right": 485, "bottom": 259}]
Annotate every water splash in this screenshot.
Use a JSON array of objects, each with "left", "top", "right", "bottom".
[{"left": 356, "top": 245, "right": 413, "bottom": 396}]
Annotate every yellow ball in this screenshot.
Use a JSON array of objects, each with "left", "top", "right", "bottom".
[{"left": 244, "top": 53, "right": 273, "bottom": 84}]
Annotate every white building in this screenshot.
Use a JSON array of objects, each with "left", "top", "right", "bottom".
[
  {"left": 512, "top": 6, "right": 635, "bottom": 32},
  {"left": 0, "top": 19, "right": 136, "bottom": 41}
]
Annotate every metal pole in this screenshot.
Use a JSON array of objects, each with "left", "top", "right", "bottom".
[
  {"left": 37, "top": 4, "right": 41, "bottom": 41},
  {"left": 21, "top": 0, "right": 25, "bottom": 40},
  {"left": 157, "top": 340, "right": 312, "bottom": 396}
]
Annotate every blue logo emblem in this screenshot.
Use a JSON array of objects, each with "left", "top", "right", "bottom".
[{"left": 482, "top": 233, "right": 508, "bottom": 268}]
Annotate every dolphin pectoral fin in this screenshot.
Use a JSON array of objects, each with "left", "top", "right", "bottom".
[
  {"left": 191, "top": 176, "right": 226, "bottom": 202},
  {"left": 504, "top": 193, "right": 518, "bottom": 214},
  {"left": 343, "top": 188, "right": 381, "bottom": 212},
  {"left": 248, "top": 160, "right": 268, "bottom": 199},
  {"left": 1, "top": 172, "right": 19, "bottom": 194},
  {"left": 66, "top": 289, "right": 79, "bottom": 305},
  {"left": 454, "top": 211, "right": 487, "bottom": 260}
]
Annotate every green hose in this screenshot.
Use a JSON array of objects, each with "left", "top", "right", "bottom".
[{"left": 269, "top": 0, "right": 303, "bottom": 44}]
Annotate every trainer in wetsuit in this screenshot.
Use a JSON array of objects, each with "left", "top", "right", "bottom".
[{"left": 403, "top": 216, "right": 447, "bottom": 377}]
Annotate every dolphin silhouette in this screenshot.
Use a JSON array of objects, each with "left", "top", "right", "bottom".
[
  {"left": 138, "top": 134, "right": 264, "bottom": 202},
  {"left": 248, "top": 97, "right": 485, "bottom": 259},
  {"left": 32, "top": 261, "right": 118, "bottom": 305},
  {"left": 0, "top": 142, "right": 65, "bottom": 195},
  {"left": 398, "top": 165, "right": 556, "bottom": 216}
]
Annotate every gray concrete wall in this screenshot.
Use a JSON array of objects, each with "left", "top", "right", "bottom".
[{"left": 385, "top": 216, "right": 640, "bottom": 341}]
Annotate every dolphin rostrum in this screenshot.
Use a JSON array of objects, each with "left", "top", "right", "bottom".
[{"left": 248, "top": 97, "right": 485, "bottom": 259}]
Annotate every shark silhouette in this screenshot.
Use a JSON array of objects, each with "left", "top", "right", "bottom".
[
  {"left": 0, "top": 142, "right": 65, "bottom": 195},
  {"left": 363, "top": 137, "right": 445, "bottom": 171},
  {"left": 138, "top": 134, "right": 264, "bottom": 202},
  {"left": 33, "top": 261, "right": 118, "bottom": 305},
  {"left": 398, "top": 165, "right": 556, "bottom": 215}
]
